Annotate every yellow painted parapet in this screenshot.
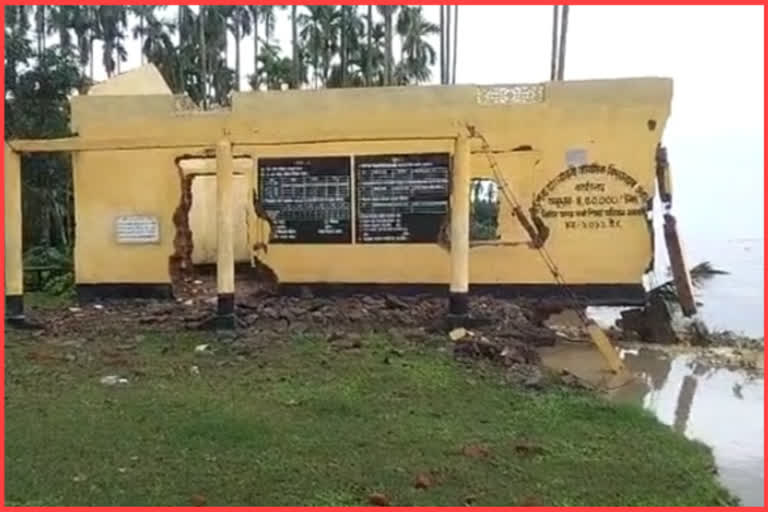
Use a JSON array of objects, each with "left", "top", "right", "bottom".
[{"left": 8, "top": 77, "right": 673, "bottom": 304}]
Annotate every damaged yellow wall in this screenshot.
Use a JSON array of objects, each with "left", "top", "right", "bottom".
[
  {"left": 65, "top": 77, "right": 672, "bottom": 293},
  {"left": 88, "top": 64, "right": 172, "bottom": 96}
]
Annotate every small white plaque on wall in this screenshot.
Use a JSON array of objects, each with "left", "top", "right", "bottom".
[
  {"left": 565, "top": 148, "right": 588, "bottom": 168},
  {"left": 115, "top": 215, "right": 160, "bottom": 244}
]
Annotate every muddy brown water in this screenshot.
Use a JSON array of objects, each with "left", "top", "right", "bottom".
[{"left": 540, "top": 343, "right": 764, "bottom": 506}]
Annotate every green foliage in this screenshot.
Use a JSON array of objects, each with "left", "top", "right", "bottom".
[{"left": 23, "top": 246, "right": 74, "bottom": 296}]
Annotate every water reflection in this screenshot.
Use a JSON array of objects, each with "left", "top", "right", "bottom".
[{"left": 540, "top": 344, "right": 764, "bottom": 506}]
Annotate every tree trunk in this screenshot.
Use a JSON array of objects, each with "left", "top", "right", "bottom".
[
  {"left": 291, "top": 5, "right": 299, "bottom": 89},
  {"left": 178, "top": 7, "right": 185, "bottom": 93},
  {"left": 234, "top": 14, "right": 241, "bottom": 91},
  {"left": 140, "top": 14, "right": 145, "bottom": 64},
  {"left": 39, "top": 189, "right": 51, "bottom": 248},
  {"left": 439, "top": 6, "right": 445, "bottom": 84},
  {"left": 384, "top": 10, "right": 392, "bottom": 86},
  {"left": 36, "top": 5, "right": 45, "bottom": 65},
  {"left": 253, "top": 9, "right": 259, "bottom": 89},
  {"left": 340, "top": 9, "right": 347, "bottom": 87},
  {"left": 366, "top": 6, "right": 373, "bottom": 86},
  {"left": 200, "top": 6, "right": 207, "bottom": 108}
]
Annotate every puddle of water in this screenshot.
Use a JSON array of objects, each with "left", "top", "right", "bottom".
[{"left": 539, "top": 343, "right": 764, "bottom": 506}]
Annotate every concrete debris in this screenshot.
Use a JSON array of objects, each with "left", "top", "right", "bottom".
[
  {"left": 100, "top": 375, "right": 128, "bottom": 386},
  {"left": 449, "top": 327, "right": 469, "bottom": 342}
]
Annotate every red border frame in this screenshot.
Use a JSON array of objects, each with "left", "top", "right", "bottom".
[{"left": 1, "top": 1, "right": 765, "bottom": 510}]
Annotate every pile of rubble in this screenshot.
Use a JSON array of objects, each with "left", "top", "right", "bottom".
[{"left": 23, "top": 287, "right": 576, "bottom": 366}]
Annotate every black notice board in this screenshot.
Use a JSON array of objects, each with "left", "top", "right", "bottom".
[
  {"left": 259, "top": 156, "right": 352, "bottom": 243},
  {"left": 356, "top": 153, "right": 450, "bottom": 243}
]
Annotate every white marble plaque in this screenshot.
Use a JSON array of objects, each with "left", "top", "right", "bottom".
[{"left": 115, "top": 215, "right": 159, "bottom": 244}]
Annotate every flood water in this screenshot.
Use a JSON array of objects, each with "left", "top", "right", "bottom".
[{"left": 540, "top": 343, "right": 764, "bottom": 506}]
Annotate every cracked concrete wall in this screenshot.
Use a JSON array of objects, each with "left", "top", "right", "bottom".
[{"left": 66, "top": 77, "right": 671, "bottom": 289}]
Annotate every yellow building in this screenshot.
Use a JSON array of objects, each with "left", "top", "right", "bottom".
[{"left": 5, "top": 66, "right": 674, "bottom": 321}]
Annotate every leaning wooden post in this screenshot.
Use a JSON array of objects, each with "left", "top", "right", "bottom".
[
  {"left": 4, "top": 144, "right": 24, "bottom": 322},
  {"left": 216, "top": 137, "right": 235, "bottom": 329},
  {"left": 449, "top": 132, "right": 471, "bottom": 319}
]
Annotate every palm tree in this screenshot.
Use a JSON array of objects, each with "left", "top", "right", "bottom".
[
  {"left": 366, "top": 22, "right": 388, "bottom": 86},
  {"left": 175, "top": 6, "right": 198, "bottom": 96},
  {"left": 67, "top": 6, "right": 95, "bottom": 79},
  {"left": 199, "top": 6, "right": 207, "bottom": 107},
  {"left": 366, "top": 6, "right": 373, "bottom": 86},
  {"left": 228, "top": 6, "right": 252, "bottom": 91},
  {"left": 250, "top": 6, "right": 286, "bottom": 90},
  {"left": 299, "top": 6, "right": 341, "bottom": 88},
  {"left": 251, "top": 44, "right": 294, "bottom": 91},
  {"left": 396, "top": 6, "right": 439, "bottom": 84},
  {"left": 134, "top": 9, "right": 177, "bottom": 88},
  {"left": 439, "top": 5, "right": 445, "bottom": 84},
  {"left": 291, "top": 5, "right": 299, "bottom": 89},
  {"left": 262, "top": 6, "right": 284, "bottom": 43},
  {"left": 35, "top": 5, "right": 46, "bottom": 64},
  {"left": 338, "top": 6, "right": 364, "bottom": 87},
  {"left": 46, "top": 6, "right": 74, "bottom": 57},
  {"left": 376, "top": 6, "right": 399, "bottom": 86},
  {"left": 95, "top": 6, "right": 128, "bottom": 77},
  {"left": 131, "top": 6, "right": 156, "bottom": 65},
  {"left": 202, "top": 6, "right": 235, "bottom": 106}
]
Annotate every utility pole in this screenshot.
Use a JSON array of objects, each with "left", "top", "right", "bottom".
[
  {"left": 557, "top": 5, "right": 569, "bottom": 81},
  {"left": 440, "top": 6, "right": 445, "bottom": 84},
  {"left": 445, "top": 5, "right": 451, "bottom": 85},
  {"left": 451, "top": 5, "right": 459, "bottom": 84},
  {"left": 550, "top": 6, "right": 560, "bottom": 81}
]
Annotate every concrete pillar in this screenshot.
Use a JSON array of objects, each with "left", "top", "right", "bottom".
[
  {"left": 216, "top": 138, "right": 235, "bottom": 328},
  {"left": 4, "top": 145, "right": 24, "bottom": 321},
  {"left": 449, "top": 133, "right": 471, "bottom": 317}
]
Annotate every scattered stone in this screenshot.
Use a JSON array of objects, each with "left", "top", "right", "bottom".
[
  {"left": 368, "top": 492, "right": 390, "bottom": 506},
  {"left": 194, "top": 344, "right": 211, "bottom": 354},
  {"left": 189, "top": 494, "right": 207, "bottom": 506},
  {"left": 413, "top": 472, "right": 434, "bottom": 489},
  {"left": 462, "top": 443, "right": 490, "bottom": 458},
  {"left": 512, "top": 440, "right": 547, "bottom": 456},
  {"left": 189, "top": 365, "right": 200, "bottom": 376},
  {"left": 385, "top": 294, "right": 409, "bottom": 309},
  {"left": 100, "top": 375, "right": 128, "bottom": 386},
  {"left": 449, "top": 327, "right": 468, "bottom": 342}
]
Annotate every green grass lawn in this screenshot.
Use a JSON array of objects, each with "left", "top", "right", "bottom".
[{"left": 5, "top": 326, "right": 737, "bottom": 506}]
